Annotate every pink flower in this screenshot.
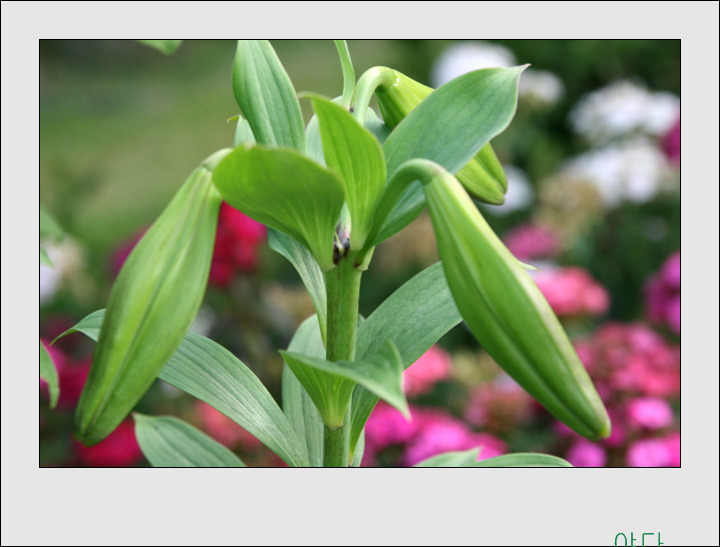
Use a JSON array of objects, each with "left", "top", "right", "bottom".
[
  {"left": 533, "top": 267, "right": 609, "bottom": 318},
  {"left": 627, "top": 397, "right": 674, "bottom": 430},
  {"left": 364, "top": 401, "right": 418, "bottom": 452},
  {"left": 75, "top": 419, "right": 142, "bottom": 467},
  {"left": 644, "top": 251, "right": 680, "bottom": 335},
  {"left": 209, "top": 202, "right": 267, "bottom": 286},
  {"left": 626, "top": 438, "right": 674, "bottom": 467},
  {"left": 403, "top": 345, "right": 452, "bottom": 397},
  {"left": 503, "top": 224, "right": 561, "bottom": 261},
  {"left": 402, "top": 412, "right": 506, "bottom": 466},
  {"left": 664, "top": 432, "right": 680, "bottom": 467},
  {"left": 566, "top": 440, "right": 606, "bottom": 467},
  {"left": 39, "top": 341, "right": 91, "bottom": 410}
]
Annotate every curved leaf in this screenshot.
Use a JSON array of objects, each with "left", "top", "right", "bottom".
[
  {"left": 232, "top": 40, "right": 305, "bottom": 151},
  {"left": 134, "top": 414, "right": 245, "bottom": 467},
  {"left": 310, "top": 96, "right": 386, "bottom": 249},
  {"left": 414, "top": 448, "right": 481, "bottom": 467},
  {"left": 213, "top": 145, "right": 346, "bottom": 271},
  {"left": 469, "top": 454, "right": 573, "bottom": 467}
]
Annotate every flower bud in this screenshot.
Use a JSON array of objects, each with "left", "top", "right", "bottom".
[
  {"left": 374, "top": 68, "right": 508, "bottom": 204},
  {"left": 74, "top": 149, "right": 230, "bottom": 446},
  {"left": 421, "top": 162, "right": 610, "bottom": 440}
]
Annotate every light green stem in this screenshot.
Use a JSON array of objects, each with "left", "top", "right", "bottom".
[
  {"left": 334, "top": 40, "right": 355, "bottom": 109},
  {"left": 322, "top": 253, "right": 362, "bottom": 466},
  {"left": 350, "top": 66, "right": 396, "bottom": 124}
]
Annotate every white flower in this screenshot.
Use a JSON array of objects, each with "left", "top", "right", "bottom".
[
  {"left": 432, "top": 41, "right": 516, "bottom": 87},
  {"left": 560, "top": 137, "right": 672, "bottom": 207},
  {"left": 518, "top": 69, "right": 565, "bottom": 107},
  {"left": 570, "top": 80, "right": 679, "bottom": 144}
]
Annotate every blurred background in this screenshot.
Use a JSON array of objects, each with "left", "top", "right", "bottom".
[{"left": 40, "top": 39, "right": 680, "bottom": 467}]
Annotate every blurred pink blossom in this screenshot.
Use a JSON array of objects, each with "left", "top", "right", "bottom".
[
  {"left": 644, "top": 251, "right": 680, "bottom": 334},
  {"left": 75, "top": 419, "right": 142, "bottom": 467},
  {"left": 40, "top": 340, "right": 91, "bottom": 410},
  {"left": 626, "top": 437, "right": 675, "bottom": 467},
  {"left": 566, "top": 440, "right": 606, "bottom": 467},
  {"left": 533, "top": 266, "right": 609, "bottom": 318},
  {"left": 627, "top": 397, "right": 674, "bottom": 430},
  {"left": 403, "top": 345, "right": 452, "bottom": 397},
  {"left": 503, "top": 224, "right": 561, "bottom": 261}
]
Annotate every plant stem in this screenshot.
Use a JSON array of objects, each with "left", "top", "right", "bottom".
[{"left": 322, "top": 253, "right": 362, "bottom": 466}]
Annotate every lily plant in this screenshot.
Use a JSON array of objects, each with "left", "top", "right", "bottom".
[{"left": 46, "top": 40, "right": 610, "bottom": 468}]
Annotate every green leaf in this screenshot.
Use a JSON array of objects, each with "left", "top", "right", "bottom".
[
  {"left": 279, "top": 352, "right": 355, "bottom": 430},
  {"left": 281, "top": 315, "right": 326, "bottom": 467},
  {"left": 267, "top": 229, "right": 327, "bottom": 344},
  {"left": 40, "top": 248, "right": 53, "bottom": 268},
  {"left": 137, "top": 40, "right": 183, "bottom": 55},
  {"left": 468, "top": 454, "right": 573, "bottom": 467},
  {"left": 414, "top": 448, "right": 481, "bottom": 467},
  {"left": 349, "top": 262, "right": 462, "bottom": 455},
  {"left": 134, "top": 414, "right": 245, "bottom": 467},
  {"left": 334, "top": 40, "right": 355, "bottom": 108},
  {"left": 376, "top": 66, "right": 525, "bottom": 243},
  {"left": 232, "top": 40, "right": 305, "bottom": 152},
  {"left": 59, "top": 310, "right": 311, "bottom": 467},
  {"left": 74, "top": 150, "right": 229, "bottom": 446},
  {"left": 213, "top": 144, "right": 346, "bottom": 271},
  {"left": 363, "top": 108, "right": 392, "bottom": 146},
  {"left": 310, "top": 96, "right": 386, "bottom": 250},
  {"left": 40, "top": 341, "right": 59, "bottom": 409},
  {"left": 281, "top": 338, "right": 409, "bottom": 428},
  {"left": 351, "top": 429, "right": 365, "bottom": 467}
]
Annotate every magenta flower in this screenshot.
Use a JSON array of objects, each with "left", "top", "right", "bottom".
[
  {"left": 75, "top": 419, "right": 142, "bottom": 467},
  {"left": 503, "top": 223, "right": 561, "bottom": 261},
  {"left": 626, "top": 438, "right": 674, "bottom": 467},
  {"left": 566, "top": 439, "right": 607, "bottom": 467},
  {"left": 403, "top": 345, "right": 452, "bottom": 397},
  {"left": 627, "top": 397, "right": 674, "bottom": 430}
]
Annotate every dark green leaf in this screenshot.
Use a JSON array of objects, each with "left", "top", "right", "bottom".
[
  {"left": 232, "top": 40, "right": 305, "bottom": 151},
  {"left": 40, "top": 341, "right": 59, "bottom": 409},
  {"left": 213, "top": 145, "right": 346, "bottom": 271},
  {"left": 134, "top": 414, "right": 245, "bottom": 467}
]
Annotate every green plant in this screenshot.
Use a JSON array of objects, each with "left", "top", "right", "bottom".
[{"left": 51, "top": 40, "right": 610, "bottom": 467}]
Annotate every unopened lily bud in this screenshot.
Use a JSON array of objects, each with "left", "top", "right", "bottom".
[
  {"left": 420, "top": 161, "right": 610, "bottom": 440},
  {"left": 74, "top": 149, "right": 230, "bottom": 446},
  {"left": 374, "top": 68, "right": 508, "bottom": 205}
]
